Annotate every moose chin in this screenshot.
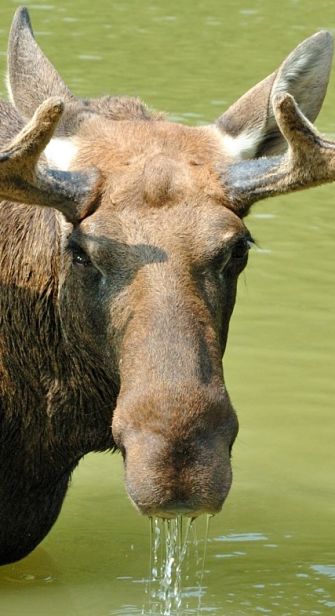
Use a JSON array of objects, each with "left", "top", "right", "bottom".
[{"left": 0, "top": 6, "right": 334, "bottom": 565}]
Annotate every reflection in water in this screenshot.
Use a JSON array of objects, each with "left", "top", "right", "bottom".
[
  {"left": 0, "top": 546, "right": 59, "bottom": 585},
  {"left": 214, "top": 532, "right": 268, "bottom": 543},
  {"left": 311, "top": 565, "right": 335, "bottom": 579}
]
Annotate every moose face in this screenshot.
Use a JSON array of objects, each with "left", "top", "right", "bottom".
[{"left": 60, "top": 119, "right": 247, "bottom": 516}]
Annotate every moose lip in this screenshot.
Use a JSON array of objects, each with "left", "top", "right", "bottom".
[
  {"left": 151, "top": 510, "right": 211, "bottom": 520},
  {"left": 132, "top": 502, "right": 219, "bottom": 520}
]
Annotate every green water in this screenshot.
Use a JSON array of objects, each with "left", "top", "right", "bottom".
[{"left": 0, "top": 0, "right": 334, "bottom": 614}]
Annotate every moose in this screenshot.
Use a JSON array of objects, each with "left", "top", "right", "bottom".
[{"left": 0, "top": 7, "right": 334, "bottom": 565}]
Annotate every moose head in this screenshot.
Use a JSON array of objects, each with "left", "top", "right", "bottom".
[{"left": 1, "top": 7, "right": 335, "bottom": 527}]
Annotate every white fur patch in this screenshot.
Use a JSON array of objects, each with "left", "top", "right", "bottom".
[
  {"left": 44, "top": 138, "right": 78, "bottom": 170},
  {"left": 207, "top": 125, "right": 261, "bottom": 161},
  {"left": 219, "top": 130, "right": 261, "bottom": 159}
]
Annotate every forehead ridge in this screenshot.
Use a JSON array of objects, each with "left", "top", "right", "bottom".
[
  {"left": 75, "top": 118, "right": 230, "bottom": 214},
  {"left": 76, "top": 117, "right": 225, "bottom": 169}
]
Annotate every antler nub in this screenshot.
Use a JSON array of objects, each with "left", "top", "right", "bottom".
[
  {"left": 274, "top": 92, "right": 335, "bottom": 171},
  {"left": 0, "top": 97, "right": 99, "bottom": 224},
  {"left": 225, "top": 92, "right": 335, "bottom": 215},
  {"left": 0, "top": 97, "right": 64, "bottom": 171}
]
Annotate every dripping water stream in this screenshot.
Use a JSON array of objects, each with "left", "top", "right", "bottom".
[{"left": 143, "top": 515, "right": 211, "bottom": 615}]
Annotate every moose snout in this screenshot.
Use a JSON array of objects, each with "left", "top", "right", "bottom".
[
  {"left": 112, "top": 387, "right": 238, "bottom": 519},
  {"left": 119, "top": 429, "right": 233, "bottom": 518}
]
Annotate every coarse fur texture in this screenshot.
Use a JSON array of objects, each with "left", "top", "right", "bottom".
[{"left": 1, "top": 7, "right": 335, "bottom": 565}]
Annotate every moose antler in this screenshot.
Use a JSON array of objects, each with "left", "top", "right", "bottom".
[
  {"left": 224, "top": 92, "right": 335, "bottom": 216},
  {"left": 0, "top": 97, "right": 99, "bottom": 223}
]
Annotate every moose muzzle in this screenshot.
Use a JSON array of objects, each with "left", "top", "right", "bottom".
[{"left": 112, "top": 382, "right": 238, "bottom": 518}]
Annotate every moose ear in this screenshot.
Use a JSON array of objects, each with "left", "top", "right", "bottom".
[
  {"left": 7, "top": 7, "right": 75, "bottom": 119},
  {"left": 217, "top": 31, "right": 333, "bottom": 159}
]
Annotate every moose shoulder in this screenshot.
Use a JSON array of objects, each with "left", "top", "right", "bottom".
[{"left": 0, "top": 7, "right": 334, "bottom": 565}]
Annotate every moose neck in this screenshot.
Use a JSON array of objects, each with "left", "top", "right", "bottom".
[
  {"left": 0, "top": 453, "right": 75, "bottom": 565},
  {"left": 0, "top": 203, "right": 116, "bottom": 563}
]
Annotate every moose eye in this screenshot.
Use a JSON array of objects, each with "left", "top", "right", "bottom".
[
  {"left": 214, "top": 235, "right": 253, "bottom": 274},
  {"left": 73, "top": 251, "right": 91, "bottom": 267},
  {"left": 231, "top": 238, "right": 250, "bottom": 260},
  {"left": 68, "top": 241, "right": 93, "bottom": 268}
]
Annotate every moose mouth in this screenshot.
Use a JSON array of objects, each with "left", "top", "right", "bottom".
[{"left": 128, "top": 493, "right": 213, "bottom": 519}]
